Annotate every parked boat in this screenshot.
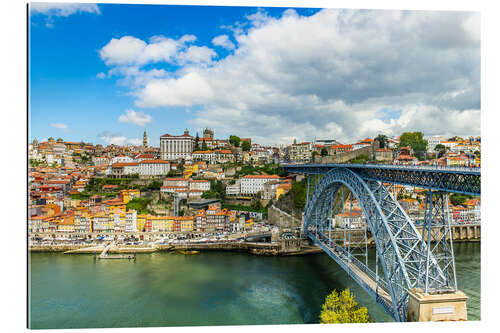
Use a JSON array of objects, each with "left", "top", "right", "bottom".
[{"left": 176, "top": 249, "right": 200, "bottom": 255}]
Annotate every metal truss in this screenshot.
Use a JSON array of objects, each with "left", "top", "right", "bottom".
[
  {"left": 419, "top": 191, "right": 457, "bottom": 293},
  {"left": 303, "top": 168, "right": 453, "bottom": 322},
  {"left": 285, "top": 164, "right": 480, "bottom": 196}
]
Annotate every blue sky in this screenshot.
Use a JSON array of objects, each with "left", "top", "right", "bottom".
[
  {"left": 29, "top": 3, "right": 320, "bottom": 146},
  {"left": 29, "top": 3, "right": 480, "bottom": 146}
]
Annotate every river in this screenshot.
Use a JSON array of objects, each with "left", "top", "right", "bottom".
[{"left": 28, "top": 242, "right": 480, "bottom": 329}]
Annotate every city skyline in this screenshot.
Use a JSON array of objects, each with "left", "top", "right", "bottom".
[{"left": 29, "top": 3, "right": 480, "bottom": 146}]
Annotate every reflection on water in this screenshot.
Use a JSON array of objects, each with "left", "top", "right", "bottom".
[{"left": 29, "top": 242, "right": 479, "bottom": 329}]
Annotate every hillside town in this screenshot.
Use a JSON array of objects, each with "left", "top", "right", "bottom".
[{"left": 28, "top": 129, "right": 481, "bottom": 244}]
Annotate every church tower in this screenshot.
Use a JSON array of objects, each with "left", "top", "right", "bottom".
[{"left": 143, "top": 130, "right": 148, "bottom": 148}]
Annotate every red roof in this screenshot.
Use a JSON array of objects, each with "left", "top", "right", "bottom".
[
  {"left": 139, "top": 159, "right": 169, "bottom": 164},
  {"left": 112, "top": 162, "right": 139, "bottom": 167},
  {"left": 243, "top": 175, "right": 281, "bottom": 179}
]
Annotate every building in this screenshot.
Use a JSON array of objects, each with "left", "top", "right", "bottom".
[
  {"left": 138, "top": 159, "right": 170, "bottom": 176},
  {"left": 189, "top": 180, "right": 211, "bottom": 192},
  {"left": 335, "top": 210, "right": 364, "bottom": 229},
  {"left": 160, "top": 129, "right": 195, "bottom": 161},
  {"left": 425, "top": 135, "right": 447, "bottom": 152},
  {"left": 262, "top": 181, "right": 281, "bottom": 200},
  {"left": 241, "top": 174, "right": 282, "bottom": 195},
  {"left": 226, "top": 180, "right": 241, "bottom": 196},
  {"left": 374, "top": 149, "right": 393, "bottom": 162},
  {"left": 203, "top": 128, "right": 214, "bottom": 139},
  {"left": 288, "top": 142, "right": 311, "bottom": 163},
  {"left": 143, "top": 130, "right": 148, "bottom": 148},
  {"left": 193, "top": 150, "right": 216, "bottom": 164}
]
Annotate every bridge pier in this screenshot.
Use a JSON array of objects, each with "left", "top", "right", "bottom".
[{"left": 407, "top": 288, "right": 468, "bottom": 322}]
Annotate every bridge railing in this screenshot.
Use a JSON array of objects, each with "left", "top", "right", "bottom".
[
  {"left": 316, "top": 231, "right": 390, "bottom": 292},
  {"left": 283, "top": 162, "right": 480, "bottom": 173}
]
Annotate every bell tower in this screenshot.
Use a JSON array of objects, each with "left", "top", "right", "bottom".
[{"left": 143, "top": 130, "right": 148, "bottom": 148}]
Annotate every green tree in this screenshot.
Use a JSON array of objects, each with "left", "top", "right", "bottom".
[
  {"left": 312, "top": 151, "right": 319, "bottom": 162},
  {"left": 319, "top": 289, "right": 371, "bottom": 324},
  {"left": 241, "top": 140, "right": 251, "bottom": 151},
  {"left": 320, "top": 148, "right": 329, "bottom": 157},
  {"left": 398, "top": 132, "right": 428, "bottom": 160},
  {"left": 229, "top": 135, "right": 241, "bottom": 147},
  {"left": 202, "top": 140, "right": 208, "bottom": 150},
  {"left": 194, "top": 133, "right": 200, "bottom": 151},
  {"left": 434, "top": 144, "right": 446, "bottom": 158},
  {"left": 374, "top": 134, "right": 388, "bottom": 149}
]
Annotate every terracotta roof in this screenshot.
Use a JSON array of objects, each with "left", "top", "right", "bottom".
[
  {"left": 243, "top": 174, "right": 281, "bottom": 179},
  {"left": 112, "top": 162, "right": 139, "bottom": 167},
  {"left": 139, "top": 159, "right": 169, "bottom": 164}
]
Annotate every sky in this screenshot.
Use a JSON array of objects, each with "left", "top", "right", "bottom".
[{"left": 28, "top": 2, "right": 480, "bottom": 147}]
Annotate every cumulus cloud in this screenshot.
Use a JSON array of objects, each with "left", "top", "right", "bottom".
[
  {"left": 98, "top": 34, "right": 215, "bottom": 67},
  {"left": 118, "top": 109, "right": 152, "bottom": 126},
  {"left": 98, "top": 131, "right": 141, "bottom": 146},
  {"left": 212, "top": 35, "right": 235, "bottom": 50},
  {"left": 30, "top": 3, "right": 100, "bottom": 17},
  {"left": 50, "top": 122, "right": 68, "bottom": 131},
  {"left": 101, "top": 9, "right": 480, "bottom": 145},
  {"left": 96, "top": 72, "right": 106, "bottom": 79}
]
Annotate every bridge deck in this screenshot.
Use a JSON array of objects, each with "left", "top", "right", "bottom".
[{"left": 309, "top": 232, "right": 395, "bottom": 319}]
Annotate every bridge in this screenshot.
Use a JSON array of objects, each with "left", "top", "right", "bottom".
[{"left": 283, "top": 163, "right": 480, "bottom": 322}]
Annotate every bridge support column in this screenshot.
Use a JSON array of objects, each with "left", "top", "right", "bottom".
[
  {"left": 420, "top": 191, "right": 457, "bottom": 292},
  {"left": 407, "top": 288, "right": 468, "bottom": 322}
]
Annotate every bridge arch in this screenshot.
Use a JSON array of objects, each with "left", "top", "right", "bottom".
[{"left": 303, "top": 168, "right": 452, "bottom": 321}]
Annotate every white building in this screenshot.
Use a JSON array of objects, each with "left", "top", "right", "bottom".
[
  {"left": 125, "top": 211, "right": 137, "bottom": 232},
  {"left": 138, "top": 160, "right": 170, "bottom": 176},
  {"left": 110, "top": 162, "right": 139, "bottom": 177},
  {"left": 189, "top": 180, "right": 211, "bottom": 192},
  {"left": 110, "top": 155, "right": 134, "bottom": 165},
  {"left": 193, "top": 150, "right": 216, "bottom": 164},
  {"left": 226, "top": 179, "right": 241, "bottom": 196},
  {"left": 425, "top": 135, "right": 447, "bottom": 152},
  {"left": 160, "top": 129, "right": 195, "bottom": 161},
  {"left": 335, "top": 210, "right": 364, "bottom": 229},
  {"left": 241, "top": 175, "right": 282, "bottom": 195}
]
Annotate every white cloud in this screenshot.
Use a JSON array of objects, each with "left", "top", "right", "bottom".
[
  {"left": 98, "top": 34, "right": 208, "bottom": 67},
  {"left": 50, "top": 122, "right": 68, "bottom": 130},
  {"left": 177, "top": 46, "right": 216, "bottom": 65},
  {"left": 96, "top": 72, "right": 106, "bottom": 79},
  {"left": 101, "top": 9, "right": 480, "bottom": 145},
  {"left": 212, "top": 35, "right": 235, "bottom": 50},
  {"left": 118, "top": 109, "right": 152, "bottom": 127},
  {"left": 98, "top": 132, "right": 141, "bottom": 146},
  {"left": 30, "top": 3, "right": 100, "bottom": 17}
]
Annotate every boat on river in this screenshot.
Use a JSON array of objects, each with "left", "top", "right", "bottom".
[{"left": 176, "top": 249, "right": 200, "bottom": 255}]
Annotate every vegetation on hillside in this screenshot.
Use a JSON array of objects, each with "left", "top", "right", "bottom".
[{"left": 126, "top": 198, "right": 152, "bottom": 215}]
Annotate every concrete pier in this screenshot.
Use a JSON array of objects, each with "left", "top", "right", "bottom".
[{"left": 407, "top": 288, "right": 468, "bottom": 322}]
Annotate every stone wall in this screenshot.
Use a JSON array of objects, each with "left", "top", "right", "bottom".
[
  {"left": 268, "top": 205, "right": 302, "bottom": 229},
  {"left": 315, "top": 144, "right": 376, "bottom": 164}
]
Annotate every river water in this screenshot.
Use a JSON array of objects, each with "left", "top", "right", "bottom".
[{"left": 28, "top": 242, "right": 480, "bottom": 329}]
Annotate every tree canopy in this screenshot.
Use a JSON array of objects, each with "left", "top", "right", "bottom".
[
  {"left": 241, "top": 140, "right": 251, "bottom": 151},
  {"left": 320, "top": 148, "right": 329, "bottom": 157},
  {"left": 398, "top": 132, "right": 428, "bottom": 160},
  {"left": 374, "top": 134, "right": 388, "bottom": 149},
  {"left": 319, "top": 289, "right": 371, "bottom": 324},
  {"left": 229, "top": 135, "right": 241, "bottom": 147}
]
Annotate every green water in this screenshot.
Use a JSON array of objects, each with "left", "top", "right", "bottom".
[{"left": 28, "top": 242, "right": 480, "bottom": 329}]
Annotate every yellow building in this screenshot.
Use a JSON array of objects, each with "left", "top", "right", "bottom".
[
  {"left": 178, "top": 216, "right": 194, "bottom": 232},
  {"left": 276, "top": 183, "right": 292, "bottom": 200},
  {"left": 120, "top": 189, "right": 141, "bottom": 204},
  {"left": 137, "top": 214, "right": 148, "bottom": 232}
]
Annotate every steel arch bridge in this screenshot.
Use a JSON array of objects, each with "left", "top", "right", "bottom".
[{"left": 283, "top": 164, "right": 480, "bottom": 322}]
